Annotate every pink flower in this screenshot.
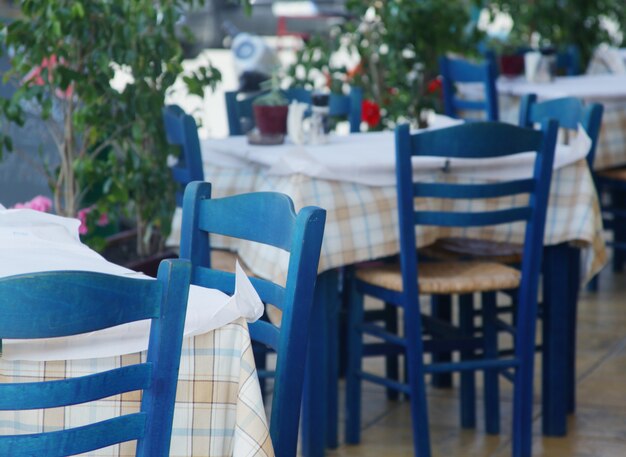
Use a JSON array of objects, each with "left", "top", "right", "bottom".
[
  {"left": 12, "top": 195, "right": 52, "bottom": 212},
  {"left": 77, "top": 206, "right": 109, "bottom": 235},
  {"left": 77, "top": 207, "right": 90, "bottom": 235}
]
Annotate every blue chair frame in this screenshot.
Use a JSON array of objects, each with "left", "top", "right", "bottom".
[
  {"left": 439, "top": 56, "right": 499, "bottom": 121},
  {"left": 163, "top": 105, "right": 205, "bottom": 207},
  {"left": 179, "top": 181, "right": 326, "bottom": 457},
  {"left": 345, "top": 121, "right": 558, "bottom": 457},
  {"left": 225, "top": 86, "right": 363, "bottom": 135},
  {"left": 518, "top": 94, "right": 604, "bottom": 168},
  {"left": 0, "top": 260, "right": 191, "bottom": 457}
]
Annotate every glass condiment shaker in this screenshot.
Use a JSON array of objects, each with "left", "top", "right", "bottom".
[{"left": 310, "top": 92, "right": 330, "bottom": 144}]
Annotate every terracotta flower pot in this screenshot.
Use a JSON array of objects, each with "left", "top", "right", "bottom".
[
  {"left": 499, "top": 54, "right": 525, "bottom": 77},
  {"left": 253, "top": 104, "right": 289, "bottom": 135}
]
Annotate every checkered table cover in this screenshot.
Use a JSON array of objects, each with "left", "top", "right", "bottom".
[
  {"left": 170, "top": 157, "right": 606, "bottom": 285},
  {"left": 0, "top": 318, "right": 274, "bottom": 457}
]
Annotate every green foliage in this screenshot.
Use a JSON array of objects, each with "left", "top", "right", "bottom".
[
  {"left": 484, "top": 0, "right": 626, "bottom": 68},
  {"left": 287, "top": 0, "right": 482, "bottom": 128},
  {"left": 253, "top": 71, "right": 288, "bottom": 106},
  {"left": 0, "top": 0, "right": 221, "bottom": 256}
]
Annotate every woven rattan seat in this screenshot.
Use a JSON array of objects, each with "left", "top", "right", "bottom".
[
  {"left": 356, "top": 260, "right": 521, "bottom": 295},
  {"left": 420, "top": 237, "right": 523, "bottom": 265}
]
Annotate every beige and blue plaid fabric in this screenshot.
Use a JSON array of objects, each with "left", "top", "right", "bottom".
[
  {"left": 170, "top": 157, "right": 605, "bottom": 284},
  {"left": 0, "top": 318, "right": 274, "bottom": 457}
]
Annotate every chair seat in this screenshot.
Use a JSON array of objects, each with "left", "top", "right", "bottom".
[
  {"left": 420, "top": 237, "right": 523, "bottom": 264},
  {"left": 356, "top": 260, "right": 521, "bottom": 295}
]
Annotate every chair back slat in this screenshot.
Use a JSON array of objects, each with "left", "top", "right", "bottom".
[
  {"left": 440, "top": 56, "right": 499, "bottom": 121},
  {"left": 180, "top": 181, "right": 326, "bottom": 457},
  {"left": 518, "top": 94, "right": 604, "bottom": 168},
  {"left": 409, "top": 121, "right": 545, "bottom": 158},
  {"left": 0, "top": 413, "right": 147, "bottom": 457},
  {"left": 163, "top": 105, "right": 205, "bottom": 207},
  {"left": 0, "top": 272, "right": 161, "bottom": 338},
  {"left": 194, "top": 267, "right": 287, "bottom": 310},
  {"left": 248, "top": 320, "right": 281, "bottom": 352},
  {"left": 225, "top": 87, "right": 363, "bottom": 135},
  {"left": 0, "top": 364, "right": 152, "bottom": 410},
  {"left": 414, "top": 207, "right": 532, "bottom": 227},
  {"left": 196, "top": 192, "right": 297, "bottom": 251},
  {"left": 0, "top": 260, "right": 191, "bottom": 457},
  {"left": 414, "top": 179, "right": 535, "bottom": 199}
]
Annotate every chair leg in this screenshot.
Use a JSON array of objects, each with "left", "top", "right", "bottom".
[
  {"left": 384, "top": 302, "right": 400, "bottom": 400},
  {"left": 345, "top": 282, "right": 365, "bottom": 444},
  {"left": 430, "top": 295, "right": 453, "bottom": 388},
  {"left": 459, "top": 293, "right": 476, "bottom": 429},
  {"left": 482, "top": 291, "right": 500, "bottom": 435},
  {"left": 405, "top": 307, "right": 432, "bottom": 457}
]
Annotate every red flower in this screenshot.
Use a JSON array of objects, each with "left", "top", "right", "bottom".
[
  {"left": 361, "top": 99, "right": 381, "bottom": 127},
  {"left": 427, "top": 77, "right": 442, "bottom": 94}
]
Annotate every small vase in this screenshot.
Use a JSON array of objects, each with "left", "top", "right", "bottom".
[{"left": 253, "top": 105, "right": 289, "bottom": 135}]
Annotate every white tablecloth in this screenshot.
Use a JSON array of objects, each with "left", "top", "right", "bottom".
[
  {"left": 202, "top": 123, "right": 591, "bottom": 186},
  {"left": 0, "top": 209, "right": 264, "bottom": 361}
]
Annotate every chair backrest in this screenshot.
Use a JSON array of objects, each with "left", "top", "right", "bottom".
[
  {"left": 518, "top": 94, "right": 604, "bottom": 168},
  {"left": 225, "top": 86, "right": 363, "bottom": 135},
  {"left": 395, "top": 120, "right": 557, "bottom": 327},
  {"left": 179, "top": 181, "right": 326, "bottom": 457},
  {"left": 0, "top": 260, "right": 191, "bottom": 457},
  {"left": 439, "top": 56, "right": 499, "bottom": 121},
  {"left": 163, "top": 105, "right": 205, "bottom": 207}
]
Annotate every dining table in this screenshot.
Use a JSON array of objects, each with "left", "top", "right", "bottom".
[
  {"left": 167, "top": 115, "right": 607, "bottom": 457},
  {"left": 0, "top": 208, "right": 274, "bottom": 457}
]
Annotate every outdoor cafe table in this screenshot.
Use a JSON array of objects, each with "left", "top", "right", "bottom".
[
  {"left": 168, "top": 128, "right": 607, "bottom": 457},
  {"left": 0, "top": 209, "right": 274, "bottom": 457},
  {"left": 497, "top": 73, "right": 626, "bottom": 171}
]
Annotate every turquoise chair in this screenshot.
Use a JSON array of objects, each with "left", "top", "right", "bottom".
[
  {"left": 225, "top": 86, "right": 363, "bottom": 135},
  {"left": 439, "top": 56, "right": 499, "bottom": 121},
  {"left": 345, "top": 121, "right": 558, "bottom": 457},
  {"left": 163, "top": 105, "right": 205, "bottom": 207},
  {"left": 0, "top": 260, "right": 191, "bottom": 457},
  {"left": 179, "top": 181, "right": 326, "bottom": 457}
]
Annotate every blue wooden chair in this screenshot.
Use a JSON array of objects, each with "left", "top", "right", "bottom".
[
  {"left": 225, "top": 86, "right": 363, "bottom": 135},
  {"left": 345, "top": 121, "right": 558, "bottom": 457},
  {"left": 439, "top": 56, "right": 499, "bottom": 121},
  {"left": 482, "top": 45, "right": 581, "bottom": 77},
  {"left": 519, "top": 94, "right": 603, "bottom": 168},
  {"left": 163, "top": 105, "right": 204, "bottom": 207},
  {"left": 0, "top": 260, "right": 191, "bottom": 457},
  {"left": 421, "top": 94, "right": 603, "bottom": 426},
  {"left": 179, "top": 181, "right": 326, "bottom": 457}
]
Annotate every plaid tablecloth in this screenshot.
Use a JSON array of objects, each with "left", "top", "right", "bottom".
[
  {"left": 170, "top": 157, "right": 606, "bottom": 284},
  {"left": 0, "top": 318, "right": 274, "bottom": 457}
]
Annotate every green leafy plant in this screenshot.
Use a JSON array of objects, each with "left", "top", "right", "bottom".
[
  {"left": 483, "top": 0, "right": 626, "bottom": 68},
  {"left": 253, "top": 72, "right": 288, "bottom": 106},
  {"left": 0, "top": 0, "right": 221, "bottom": 257},
  {"left": 287, "top": 0, "right": 482, "bottom": 128}
]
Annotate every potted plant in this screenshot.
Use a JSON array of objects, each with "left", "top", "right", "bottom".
[
  {"left": 286, "top": 0, "right": 482, "bottom": 129},
  {"left": 253, "top": 72, "right": 289, "bottom": 135},
  {"left": 0, "top": 0, "right": 221, "bottom": 265}
]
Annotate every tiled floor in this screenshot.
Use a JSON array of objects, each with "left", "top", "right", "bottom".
[{"left": 326, "top": 267, "right": 626, "bottom": 457}]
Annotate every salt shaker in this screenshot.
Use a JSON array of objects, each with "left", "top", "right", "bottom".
[{"left": 310, "top": 92, "right": 330, "bottom": 144}]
